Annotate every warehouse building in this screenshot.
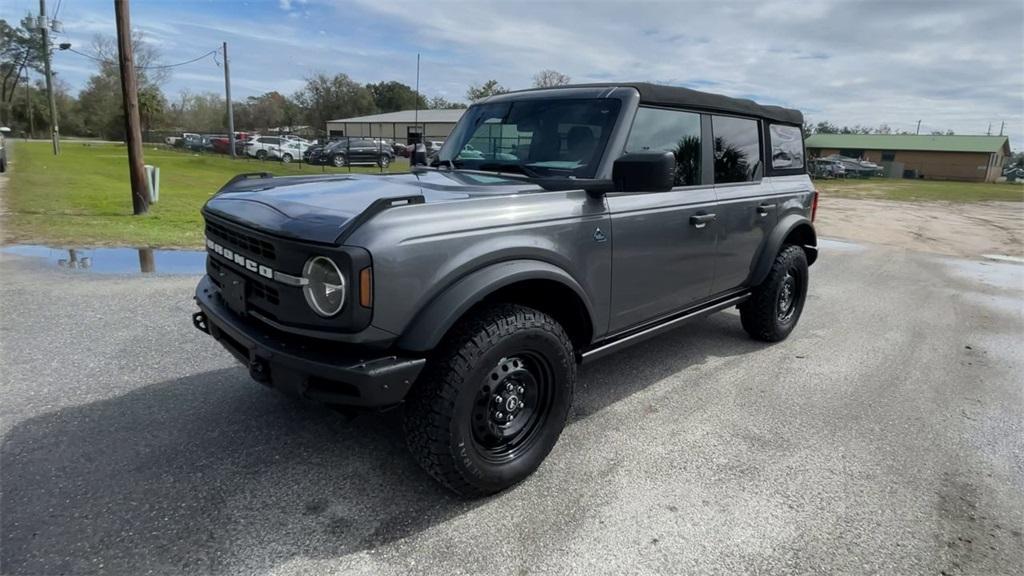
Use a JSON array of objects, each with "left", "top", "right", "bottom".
[
  {"left": 805, "top": 134, "right": 1010, "bottom": 182},
  {"left": 325, "top": 109, "right": 467, "bottom": 144}
]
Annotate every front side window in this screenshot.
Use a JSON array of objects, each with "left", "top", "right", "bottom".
[
  {"left": 712, "top": 115, "right": 761, "bottom": 183},
  {"left": 440, "top": 98, "right": 622, "bottom": 179},
  {"left": 769, "top": 124, "right": 805, "bottom": 170},
  {"left": 624, "top": 107, "right": 702, "bottom": 187}
]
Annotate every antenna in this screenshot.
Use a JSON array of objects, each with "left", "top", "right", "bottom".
[{"left": 414, "top": 53, "right": 421, "bottom": 143}]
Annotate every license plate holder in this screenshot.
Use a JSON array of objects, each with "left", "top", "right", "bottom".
[{"left": 218, "top": 267, "right": 247, "bottom": 316}]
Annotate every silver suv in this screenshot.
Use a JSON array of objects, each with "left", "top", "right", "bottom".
[{"left": 192, "top": 83, "right": 818, "bottom": 496}]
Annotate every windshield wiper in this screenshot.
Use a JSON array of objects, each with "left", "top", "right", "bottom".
[{"left": 476, "top": 163, "right": 543, "bottom": 178}]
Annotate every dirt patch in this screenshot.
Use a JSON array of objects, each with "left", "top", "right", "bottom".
[{"left": 816, "top": 197, "right": 1024, "bottom": 258}]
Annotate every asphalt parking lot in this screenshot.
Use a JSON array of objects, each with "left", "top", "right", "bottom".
[{"left": 1, "top": 239, "right": 1022, "bottom": 576}]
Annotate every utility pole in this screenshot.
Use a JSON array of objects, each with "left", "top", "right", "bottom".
[
  {"left": 222, "top": 41, "right": 235, "bottom": 159},
  {"left": 25, "top": 72, "right": 34, "bottom": 139},
  {"left": 39, "top": 0, "right": 59, "bottom": 154},
  {"left": 114, "top": 0, "right": 149, "bottom": 215},
  {"left": 915, "top": 120, "right": 921, "bottom": 135}
]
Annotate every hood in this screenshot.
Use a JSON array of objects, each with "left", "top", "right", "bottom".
[{"left": 203, "top": 170, "right": 538, "bottom": 244}]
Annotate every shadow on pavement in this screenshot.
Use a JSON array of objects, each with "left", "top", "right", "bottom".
[{"left": 1, "top": 312, "right": 761, "bottom": 575}]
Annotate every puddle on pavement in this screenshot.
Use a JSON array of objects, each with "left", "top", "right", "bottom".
[
  {"left": 943, "top": 258, "right": 1024, "bottom": 292},
  {"left": 817, "top": 237, "right": 866, "bottom": 253},
  {"left": 0, "top": 245, "right": 206, "bottom": 275}
]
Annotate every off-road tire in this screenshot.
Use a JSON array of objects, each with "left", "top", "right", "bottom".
[
  {"left": 740, "top": 244, "right": 808, "bottom": 342},
  {"left": 255, "top": 149, "right": 268, "bottom": 160},
  {"left": 404, "top": 304, "right": 576, "bottom": 497}
]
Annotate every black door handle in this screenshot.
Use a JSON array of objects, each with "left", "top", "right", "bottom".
[
  {"left": 757, "top": 203, "right": 777, "bottom": 216},
  {"left": 690, "top": 213, "right": 716, "bottom": 228}
]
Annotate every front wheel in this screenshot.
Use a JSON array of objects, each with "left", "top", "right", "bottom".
[
  {"left": 404, "top": 304, "right": 576, "bottom": 497},
  {"left": 332, "top": 154, "right": 346, "bottom": 167},
  {"left": 740, "top": 244, "right": 809, "bottom": 342},
  {"left": 378, "top": 155, "right": 391, "bottom": 169},
  {"left": 281, "top": 153, "right": 293, "bottom": 164}
]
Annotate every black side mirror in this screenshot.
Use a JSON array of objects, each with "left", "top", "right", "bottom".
[{"left": 612, "top": 152, "right": 675, "bottom": 192}]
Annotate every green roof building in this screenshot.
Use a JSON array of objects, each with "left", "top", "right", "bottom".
[{"left": 805, "top": 134, "right": 1011, "bottom": 182}]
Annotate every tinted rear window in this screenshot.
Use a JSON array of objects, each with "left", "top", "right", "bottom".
[{"left": 712, "top": 115, "right": 761, "bottom": 183}]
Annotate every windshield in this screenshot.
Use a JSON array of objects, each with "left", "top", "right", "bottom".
[{"left": 439, "top": 98, "right": 622, "bottom": 179}]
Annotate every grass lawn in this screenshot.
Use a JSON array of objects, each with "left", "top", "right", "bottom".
[
  {"left": 815, "top": 177, "right": 1024, "bottom": 203},
  {"left": 1, "top": 141, "right": 410, "bottom": 249}
]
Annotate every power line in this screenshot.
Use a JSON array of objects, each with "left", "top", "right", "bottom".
[{"left": 64, "top": 46, "right": 219, "bottom": 70}]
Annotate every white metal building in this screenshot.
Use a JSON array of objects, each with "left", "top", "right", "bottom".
[{"left": 325, "top": 109, "right": 467, "bottom": 144}]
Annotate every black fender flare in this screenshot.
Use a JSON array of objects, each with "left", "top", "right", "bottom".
[
  {"left": 396, "top": 259, "right": 596, "bottom": 353},
  {"left": 750, "top": 214, "right": 818, "bottom": 286}
]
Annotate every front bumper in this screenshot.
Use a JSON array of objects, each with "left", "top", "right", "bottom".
[{"left": 193, "top": 276, "right": 425, "bottom": 407}]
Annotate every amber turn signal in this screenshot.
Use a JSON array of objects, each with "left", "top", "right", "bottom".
[{"left": 359, "top": 267, "right": 373, "bottom": 308}]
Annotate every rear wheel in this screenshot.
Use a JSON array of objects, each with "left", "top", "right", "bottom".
[
  {"left": 404, "top": 304, "right": 575, "bottom": 497},
  {"left": 281, "top": 153, "right": 293, "bottom": 163},
  {"left": 255, "top": 149, "right": 268, "bottom": 160},
  {"left": 740, "top": 244, "right": 808, "bottom": 342}
]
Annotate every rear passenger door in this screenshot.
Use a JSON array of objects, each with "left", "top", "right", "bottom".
[
  {"left": 606, "top": 107, "right": 718, "bottom": 333},
  {"left": 709, "top": 115, "right": 776, "bottom": 294}
]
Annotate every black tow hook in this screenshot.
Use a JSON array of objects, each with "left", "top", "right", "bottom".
[
  {"left": 249, "top": 358, "right": 270, "bottom": 383},
  {"left": 192, "top": 311, "right": 210, "bottom": 334}
]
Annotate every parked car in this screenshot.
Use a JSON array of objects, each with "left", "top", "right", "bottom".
[
  {"left": 181, "top": 133, "right": 205, "bottom": 151},
  {"left": 192, "top": 82, "right": 817, "bottom": 496},
  {"left": 271, "top": 140, "right": 313, "bottom": 163},
  {"left": 0, "top": 126, "right": 9, "bottom": 172},
  {"left": 245, "top": 136, "right": 288, "bottom": 160},
  {"left": 210, "top": 137, "right": 233, "bottom": 155},
  {"left": 311, "top": 138, "right": 394, "bottom": 168},
  {"left": 810, "top": 158, "right": 845, "bottom": 178}
]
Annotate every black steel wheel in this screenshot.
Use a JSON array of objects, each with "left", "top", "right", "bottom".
[
  {"left": 740, "top": 244, "right": 809, "bottom": 342},
  {"left": 404, "top": 304, "right": 575, "bottom": 497},
  {"left": 470, "top": 353, "right": 555, "bottom": 464}
]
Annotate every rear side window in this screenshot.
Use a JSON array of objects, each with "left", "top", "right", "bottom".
[
  {"left": 712, "top": 115, "right": 761, "bottom": 183},
  {"left": 769, "top": 124, "right": 804, "bottom": 170},
  {"left": 624, "top": 107, "right": 701, "bottom": 186}
]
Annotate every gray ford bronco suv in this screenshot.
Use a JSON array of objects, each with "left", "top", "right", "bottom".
[{"left": 192, "top": 83, "right": 818, "bottom": 496}]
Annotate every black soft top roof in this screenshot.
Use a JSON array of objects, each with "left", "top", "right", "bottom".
[{"left": 511, "top": 82, "right": 803, "bottom": 125}]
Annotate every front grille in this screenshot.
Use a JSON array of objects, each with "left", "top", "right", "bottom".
[
  {"left": 249, "top": 279, "right": 280, "bottom": 305},
  {"left": 208, "top": 257, "right": 280, "bottom": 305},
  {"left": 206, "top": 220, "right": 277, "bottom": 261}
]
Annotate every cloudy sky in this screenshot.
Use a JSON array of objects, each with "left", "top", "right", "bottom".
[{"left": 3, "top": 0, "right": 1022, "bottom": 148}]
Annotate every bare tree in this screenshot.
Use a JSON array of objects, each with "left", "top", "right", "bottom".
[
  {"left": 532, "top": 69, "right": 571, "bottom": 88},
  {"left": 91, "top": 31, "right": 169, "bottom": 86}
]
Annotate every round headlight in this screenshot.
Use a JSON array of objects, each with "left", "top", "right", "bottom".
[{"left": 302, "top": 256, "right": 346, "bottom": 317}]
